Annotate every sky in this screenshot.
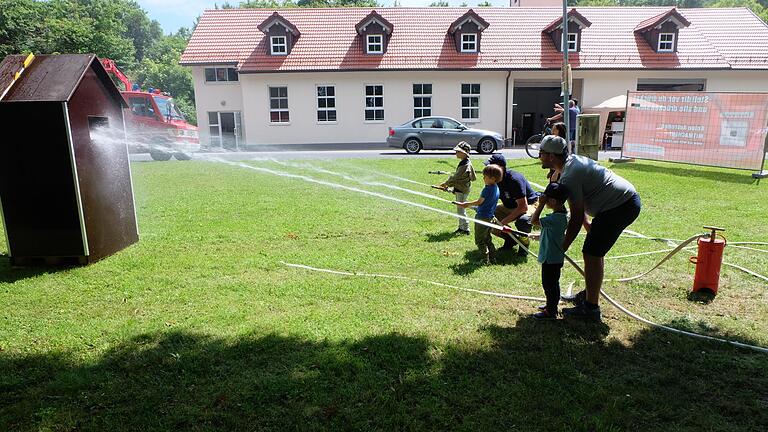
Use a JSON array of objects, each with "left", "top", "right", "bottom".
[{"left": 136, "top": 0, "right": 514, "bottom": 34}]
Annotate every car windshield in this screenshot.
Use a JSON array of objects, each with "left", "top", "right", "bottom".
[{"left": 153, "top": 96, "right": 185, "bottom": 121}]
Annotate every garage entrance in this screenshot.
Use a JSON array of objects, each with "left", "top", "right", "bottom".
[{"left": 511, "top": 79, "right": 582, "bottom": 146}]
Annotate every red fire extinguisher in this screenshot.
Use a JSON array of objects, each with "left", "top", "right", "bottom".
[{"left": 689, "top": 226, "right": 727, "bottom": 295}]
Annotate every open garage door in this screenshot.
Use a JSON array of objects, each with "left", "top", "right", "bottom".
[{"left": 512, "top": 79, "right": 582, "bottom": 146}]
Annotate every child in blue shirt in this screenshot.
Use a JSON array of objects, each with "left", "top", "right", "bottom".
[
  {"left": 454, "top": 164, "right": 503, "bottom": 264},
  {"left": 530, "top": 182, "right": 569, "bottom": 319}
]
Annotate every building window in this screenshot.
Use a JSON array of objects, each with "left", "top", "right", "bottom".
[
  {"left": 567, "top": 33, "right": 578, "bottom": 52},
  {"left": 461, "top": 83, "right": 480, "bottom": 120},
  {"left": 461, "top": 33, "right": 477, "bottom": 52},
  {"left": 208, "top": 111, "right": 221, "bottom": 147},
  {"left": 317, "top": 85, "right": 337, "bottom": 123},
  {"left": 365, "top": 84, "right": 384, "bottom": 121},
  {"left": 413, "top": 83, "right": 432, "bottom": 118},
  {"left": 367, "top": 35, "right": 383, "bottom": 54},
  {"left": 637, "top": 78, "right": 706, "bottom": 92},
  {"left": 271, "top": 36, "right": 287, "bottom": 55},
  {"left": 269, "top": 86, "right": 289, "bottom": 123},
  {"left": 205, "top": 67, "right": 239, "bottom": 82},
  {"left": 658, "top": 33, "right": 675, "bottom": 52}
]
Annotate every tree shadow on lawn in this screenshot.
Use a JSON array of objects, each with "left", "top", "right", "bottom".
[
  {"left": 0, "top": 254, "right": 69, "bottom": 283},
  {"left": 2, "top": 319, "right": 766, "bottom": 431},
  {"left": 450, "top": 249, "right": 528, "bottom": 275},
  {"left": 609, "top": 161, "right": 757, "bottom": 185}
]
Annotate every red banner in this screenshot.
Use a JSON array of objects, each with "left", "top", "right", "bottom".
[{"left": 623, "top": 92, "right": 768, "bottom": 171}]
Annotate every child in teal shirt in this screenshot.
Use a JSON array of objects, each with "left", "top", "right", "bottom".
[{"left": 530, "top": 182, "right": 569, "bottom": 319}]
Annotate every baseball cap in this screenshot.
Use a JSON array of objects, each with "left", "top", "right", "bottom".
[
  {"left": 543, "top": 182, "right": 569, "bottom": 203},
  {"left": 453, "top": 141, "right": 471, "bottom": 155},
  {"left": 539, "top": 135, "right": 567, "bottom": 155},
  {"left": 483, "top": 153, "right": 507, "bottom": 167}
]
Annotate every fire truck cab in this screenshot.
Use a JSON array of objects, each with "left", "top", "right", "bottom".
[{"left": 101, "top": 59, "right": 199, "bottom": 161}]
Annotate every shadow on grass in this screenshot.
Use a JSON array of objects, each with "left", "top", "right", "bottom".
[
  {"left": 0, "top": 255, "right": 68, "bottom": 283},
  {"left": 450, "top": 248, "right": 529, "bottom": 275},
  {"left": 687, "top": 290, "right": 716, "bottom": 304},
  {"left": 608, "top": 161, "right": 757, "bottom": 185},
  {"left": 2, "top": 319, "right": 766, "bottom": 431},
  {"left": 425, "top": 230, "right": 461, "bottom": 243}
]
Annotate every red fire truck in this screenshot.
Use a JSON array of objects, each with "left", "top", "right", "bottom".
[{"left": 101, "top": 59, "right": 199, "bottom": 161}]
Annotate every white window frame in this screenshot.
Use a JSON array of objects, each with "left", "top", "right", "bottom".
[
  {"left": 567, "top": 33, "right": 578, "bottom": 52},
  {"left": 413, "top": 83, "right": 432, "bottom": 118},
  {"left": 204, "top": 67, "right": 239, "bottom": 83},
  {"left": 364, "top": 84, "right": 384, "bottom": 123},
  {"left": 658, "top": 33, "right": 675, "bottom": 52},
  {"left": 367, "top": 35, "right": 383, "bottom": 54},
  {"left": 316, "top": 85, "right": 337, "bottom": 124},
  {"left": 270, "top": 36, "right": 287, "bottom": 55},
  {"left": 461, "top": 83, "right": 480, "bottom": 122},
  {"left": 461, "top": 33, "right": 477, "bottom": 53},
  {"left": 268, "top": 86, "right": 290, "bottom": 125}
]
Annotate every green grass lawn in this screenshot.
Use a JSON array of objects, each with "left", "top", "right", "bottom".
[{"left": 1, "top": 156, "right": 767, "bottom": 431}]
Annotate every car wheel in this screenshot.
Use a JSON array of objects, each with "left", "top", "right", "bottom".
[
  {"left": 404, "top": 138, "right": 422, "bottom": 154},
  {"left": 150, "top": 150, "right": 172, "bottom": 161},
  {"left": 174, "top": 152, "right": 192, "bottom": 161},
  {"left": 477, "top": 138, "right": 496, "bottom": 154}
]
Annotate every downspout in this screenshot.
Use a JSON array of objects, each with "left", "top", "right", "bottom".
[{"left": 504, "top": 70, "right": 511, "bottom": 146}]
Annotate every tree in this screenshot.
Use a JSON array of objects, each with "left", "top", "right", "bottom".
[
  {"left": 430, "top": 1, "right": 449, "bottom": 6},
  {"left": 477, "top": 1, "right": 493, "bottom": 5},
  {"left": 0, "top": 0, "right": 44, "bottom": 58}
]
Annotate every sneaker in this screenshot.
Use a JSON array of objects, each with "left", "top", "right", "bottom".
[
  {"left": 454, "top": 229, "right": 471, "bottom": 235},
  {"left": 537, "top": 304, "right": 547, "bottom": 311},
  {"left": 562, "top": 304, "right": 601, "bottom": 321},
  {"left": 533, "top": 309, "right": 557, "bottom": 319},
  {"left": 561, "top": 289, "right": 586, "bottom": 306}
]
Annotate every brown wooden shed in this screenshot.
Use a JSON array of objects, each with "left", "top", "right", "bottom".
[{"left": 0, "top": 53, "right": 138, "bottom": 265}]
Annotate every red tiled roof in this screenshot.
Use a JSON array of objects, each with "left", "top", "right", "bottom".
[
  {"left": 542, "top": 8, "right": 592, "bottom": 33},
  {"left": 634, "top": 8, "right": 690, "bottom": 33},
  {"left": 257, "top": 12, "right": 301, "bottom": 37},
  {"left": 180, "top": 7, "right": 768, "bottom": 71},
  {"left": 356, "top": 10, "right": 393, "bottom": 34},
  {"left": 449, "top": 9, "right": 490, "bottom": 33}
]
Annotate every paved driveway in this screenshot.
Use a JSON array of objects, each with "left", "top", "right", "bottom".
[{"left": 130, "top": 148, "right": 622, "bottom": 162}]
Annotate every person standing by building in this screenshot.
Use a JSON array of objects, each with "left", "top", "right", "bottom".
[{"left": 537, "top": 136, "right": 641, "bottom": 321}]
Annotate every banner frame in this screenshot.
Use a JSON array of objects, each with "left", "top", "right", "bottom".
[{"left": 622, "top": 90, "right": 768, "bottom": 173}]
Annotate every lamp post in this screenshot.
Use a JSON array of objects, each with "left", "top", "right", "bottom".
[{"left": 562, "top": 0, "right": 570, "bottom": 143}]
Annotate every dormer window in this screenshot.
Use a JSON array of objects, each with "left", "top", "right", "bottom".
[
  {"left": 356, "top": 10, "right": 393, "bottom": 55},
  {"left": 367, "top": 35, "right": 383, "bottom": 54},
  {"left": 542, "top": 9, "right": 591, "bottom": 53},
  {"left": 567, "top": 33, "right": 578, "bottom": 52},
  {"left": 449, "top": 9, "right": 489, "bottom": 54},
  {"left": 461, "top": 34, "right": 478, "bottom": 52},
  {"left": 257, "top": 12, "right": 301, "bottom": 56},
  {"left": 634, "top": 8, "right": 690, "bottom": 53},
  {"left": 658, "top": 33, "right": 675, "bottom": 52},
  {"left": 271, "top": 36, "right": 287, "bottom": 55}
]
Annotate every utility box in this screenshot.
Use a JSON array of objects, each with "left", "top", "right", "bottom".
[
  {"left": 0, "top": 54, "right": 139, "bottom": 265},
  {"left": 576, "top": 114, "right": 600, "bottom": 161}
]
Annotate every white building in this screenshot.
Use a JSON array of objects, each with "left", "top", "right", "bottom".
[{"left": 180, "top": 7, "right": 768, "bottom": 150}]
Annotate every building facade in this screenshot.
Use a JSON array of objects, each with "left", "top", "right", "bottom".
[{"left": 181, "top": 7, "right": 768, "bottom": 149}]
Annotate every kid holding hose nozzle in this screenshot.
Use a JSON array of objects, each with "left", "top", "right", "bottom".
[{"left": 434, "top": 141, "right": 476, "bottom": 235}]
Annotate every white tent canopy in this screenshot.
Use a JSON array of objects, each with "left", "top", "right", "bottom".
[{"left": 582, "top": 95, "right": 630, "bottom": 147}]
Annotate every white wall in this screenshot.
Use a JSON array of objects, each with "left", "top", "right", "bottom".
[
  {"left": 237, "top": 71, "right": 509, "bottom": 146},
  {"left": 190, "top": 67, "right": 768, "bottom": 146},
  {"left": 191, "top": 66, "right": 244, "bottom": 143}
]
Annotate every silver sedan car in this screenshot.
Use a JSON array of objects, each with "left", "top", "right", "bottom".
[{"left": 387, "top": 116, "right": 503, "bottom": 154}]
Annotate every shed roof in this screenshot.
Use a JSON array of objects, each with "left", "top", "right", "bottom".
[{"left": 0, "top": 54, "right": 126, "bottom": 106}]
